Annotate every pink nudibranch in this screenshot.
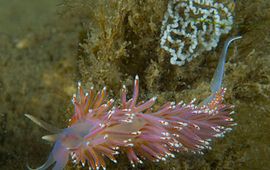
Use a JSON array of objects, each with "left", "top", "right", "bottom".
[{"left": 26, "top": 36, "right": 241, "bottom": 170}]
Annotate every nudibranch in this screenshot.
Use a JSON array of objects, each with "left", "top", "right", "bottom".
[{"left": 26, "top": 36, "right": 241, "bottom": 170}]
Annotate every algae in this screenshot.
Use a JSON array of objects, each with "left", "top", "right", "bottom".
[{"left": 0, "top": 0, "right": 270, "bottom": 169}]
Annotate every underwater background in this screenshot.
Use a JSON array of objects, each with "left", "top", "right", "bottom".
[{"left": 0, "top": 0, "right": 269, "bottom": 169}]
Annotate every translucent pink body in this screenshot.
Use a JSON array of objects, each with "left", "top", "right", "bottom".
[{"left": 26, "top": 37, "right": 241, "bottom": 170}]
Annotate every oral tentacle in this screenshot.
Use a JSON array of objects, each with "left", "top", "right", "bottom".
[
  {"left": 26, "top": 153, "right": 55, "bottom": 170},
  {"left": 25, "top": 114, "right": 61, "bottom": 133}
]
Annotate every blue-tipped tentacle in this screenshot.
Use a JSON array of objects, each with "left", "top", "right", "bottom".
[{"left": 203, "top": 36, "right": 242, "bottom": 105}]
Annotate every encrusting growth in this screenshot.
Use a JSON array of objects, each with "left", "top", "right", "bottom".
[
  {"left": 25, "top": 36, "right": 241, "bottom": 170},
  {"left": 160, "top": 0, "right": 235, "bottom": 66}
]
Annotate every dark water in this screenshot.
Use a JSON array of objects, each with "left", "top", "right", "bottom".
[
  {"left": 0, "top": 0, "right": 270, "bottom": 170},
  {"left": 0, "top": 0, "right": 58, "bottom": 34}
]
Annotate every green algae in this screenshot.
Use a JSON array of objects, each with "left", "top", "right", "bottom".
[{"left": 0, "top": 0, "right": 270, "bottom": 169}]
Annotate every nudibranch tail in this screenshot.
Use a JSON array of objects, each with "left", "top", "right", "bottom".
[
  {"left": 203, "top": 36, "right": 242, "bottom": 105},
  {"left": 211, "top": 36, "right": 242, "bottom": 94}
]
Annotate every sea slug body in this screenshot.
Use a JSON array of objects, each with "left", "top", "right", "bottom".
[{"left": 26, "top": 36, "right": 241, "bottom": 170}]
